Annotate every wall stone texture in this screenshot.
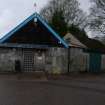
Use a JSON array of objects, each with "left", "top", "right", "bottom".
[{"left": 0, "top": 47, "right": 103, "bottom": 74}]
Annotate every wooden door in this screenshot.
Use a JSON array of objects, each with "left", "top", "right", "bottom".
[{"left": 89, "top": 53, "right": 101, "bottom": 73}]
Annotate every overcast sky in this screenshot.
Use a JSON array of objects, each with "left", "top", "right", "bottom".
[{"left": 0, "top": 0, "right": 91, "bottom": 38}]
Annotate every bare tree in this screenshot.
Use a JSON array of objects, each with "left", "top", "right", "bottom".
[
  {"left": 40, "top": 0, "right": 87, "bottom": 30},
  {"left": 89, "top": 0, "right": 105, "bottom": 35}
]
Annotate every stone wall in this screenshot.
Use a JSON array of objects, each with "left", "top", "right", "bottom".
[
  {"left": 69, "top": 47, "right": 89, "bottom": 72},
  {"left": 0, "top": 48, "right": 22, "bottom": 72},
  {"left": 0, "top": 47, "right": 102, "bottom": 74},
  {"left": 0, "top": 47, "right": 68, "bottom": 73},
  {"left": 45, "top": 48, "right": 68, "bottom": 74},
  {"left": 45, "top": 47, "right": 90, "bottom": 74}
]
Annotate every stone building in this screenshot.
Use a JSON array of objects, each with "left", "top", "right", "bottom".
[{"left": 0, "top": 13, "right": 68, "bottom": 74}]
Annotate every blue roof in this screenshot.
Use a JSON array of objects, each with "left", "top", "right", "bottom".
[{"left": 0, "top": 13, "right": 69, "bottom": 48}]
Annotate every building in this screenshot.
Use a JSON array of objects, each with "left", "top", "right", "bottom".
[
  {"left": 0, "top": 13, "right": 68, "bottom": 74},
  {"left": 64, "top": 32, "right": 105, "bottom": 73},
  {"left": 0, "top": 13, "right": 105, "bottom": 74}
]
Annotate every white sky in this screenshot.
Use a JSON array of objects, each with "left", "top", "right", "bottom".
[
  {"left": 0, "top": 0, "right": 91, "bottom": 38},
  {"left": 78, "top": 0, "right": 91, "bottom": 14}
]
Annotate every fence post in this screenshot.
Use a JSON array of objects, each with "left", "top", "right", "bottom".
[{"left": 68, "top": 47, "right": 70, "bottom": 73}]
